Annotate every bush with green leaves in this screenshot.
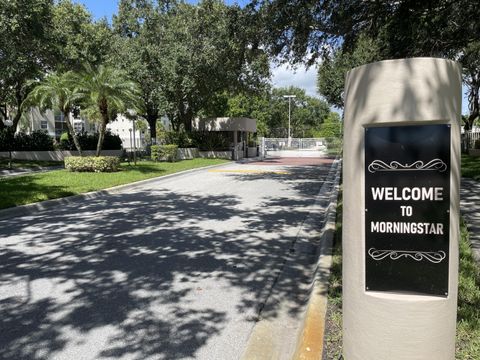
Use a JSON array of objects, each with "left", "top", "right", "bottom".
[
  {"left": 0, "top": 129, "right": 15, "bottom": 151},
  {"left": 64, "top": 156, "right": 120, "bottom": 172},
  {"left": 165, "top": 131, "right": 193, "bottom": 148},
  {"left": 151, "top": 144, "right": 178, "bottom": 162},
  {"left": 475, "top": 139, "right": 480, "bottom": 149},
  {"left": 59, "top": 131, "right": 122, "bottom": 151},
  {"left": 0, "top": 129, "right": 54, "bottom": 151},
  {"left": 190, "top": 131, "right": 231, "bottom": 151}
]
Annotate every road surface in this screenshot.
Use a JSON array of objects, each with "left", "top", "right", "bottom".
[{"left": 0, "top": 159, "right": 334, "bottom": 360}]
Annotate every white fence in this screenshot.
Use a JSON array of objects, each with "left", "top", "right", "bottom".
[
  {"left": 261, "top": 138, "right": 330, "bottom": 158},
  {"left": 463, "top": 130, "right": 480, "bottom": 151},
  {"left": 263, "top": 137, "right": 327, "bottom": 151},
  {"left": 0, "top": 150, "right": 124, "bottom": 161}
]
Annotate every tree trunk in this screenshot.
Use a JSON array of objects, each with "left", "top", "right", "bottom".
[
  {"left": 96, "top": 119, "right": 107, "bottom": 157},
  {"left": 466, "top": 72, "right": 480, "bottom": 131},
  {"left": 181, "top": 107, "right": 194, "bottom": 132},
  {"left": 0, "top": 105, "right": 6, "bottom": 130},
  {"left": 12, "top": 88, "right": 25, "bottom": 131},
  {"left": 146, "top": 113, "right": 158, "bottom": 144},
  {"left": 64, "top": 110, "right": 82, "bottom": 155}
]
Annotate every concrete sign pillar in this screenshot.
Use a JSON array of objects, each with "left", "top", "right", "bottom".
[{"left": 343, "top": 58, "right": 461, "bottom": 360}]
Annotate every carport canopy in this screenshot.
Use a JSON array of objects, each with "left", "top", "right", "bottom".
[
  {"left": 192, "top": 117, "right": 256, "bottom": 132},
  {"left": 192, "top": 117, "right": 257, "bottom": 160}
]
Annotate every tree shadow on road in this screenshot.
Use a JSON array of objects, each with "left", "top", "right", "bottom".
[{"left": 0, "top": 163, "right": 333, "bottom": 359}]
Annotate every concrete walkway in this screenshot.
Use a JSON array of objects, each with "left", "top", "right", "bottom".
[
  {"left": 460, "top": 178, "right": 480, "bottom": 263},
  {"left": 0, "top": 166, "right": 63, "bottom": 178}
]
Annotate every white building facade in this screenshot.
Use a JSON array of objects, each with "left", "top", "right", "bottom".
[{"left": 26, "top": 108, "right": 95, "bottom": 137}]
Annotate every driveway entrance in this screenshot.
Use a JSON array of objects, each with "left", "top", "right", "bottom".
[
  {"left": 0, "top": 159, "right": 336, "bottom": 360},
  {"left": 262, "top": 137, "right": 328, "bottom": 158}
]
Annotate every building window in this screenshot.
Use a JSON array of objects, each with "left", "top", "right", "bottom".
[
  {"left": 40, "top": 120, "right": 48, "bottom": 130},
  {"left": 74, "top": 123, "right": 83, "bottom": 132},
  {"left": 54, "top": 110, "right": 64, "bottom": 122}
]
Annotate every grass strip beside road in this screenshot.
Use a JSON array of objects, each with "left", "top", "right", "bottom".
[
  {"left": 0, "top": 159, "right": 228, "bottom": 209},
  {"left": 323, "top": 190, "right": 480, "bottom": 359},
  {"left": 462, "top": 154, "right": 480, "bottom": 180}
]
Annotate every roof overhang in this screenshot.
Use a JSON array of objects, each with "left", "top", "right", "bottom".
[{"left": 193, "top": 117, "right": 256, "bottom": 132}]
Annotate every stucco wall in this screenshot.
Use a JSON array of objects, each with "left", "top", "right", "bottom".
[{"left": 0, "top": 150, "right": 124, "bottom": 161}]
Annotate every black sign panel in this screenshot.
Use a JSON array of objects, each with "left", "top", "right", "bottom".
[{"left": 365, "top": 124, "right": 450, "bottom": 296}]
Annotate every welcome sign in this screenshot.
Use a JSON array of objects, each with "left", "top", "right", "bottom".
[{"left": 364, "top": 124, "right": 450, "bottom": 296}]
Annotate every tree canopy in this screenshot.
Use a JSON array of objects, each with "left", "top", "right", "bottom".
[
  {"left": 74, "top": 65, "right": 141, "bottom": 155},
  {"left": 0, "top": 0, "right": 55, "bottom": 130},
  {"left": 224, "top": 86, "right": 331, "bottom": 138},
  {"left": 257, "top": 0, "right": 480, "bottom": 125},
  {"left": 25, "top": 71, "right": 84, "bottom": 153},
  {"left": 111, "top": 0, "right": 270, "bottom": 140},
  {"left": 0, "top": 0, "right": 114, "bottom": 131}
]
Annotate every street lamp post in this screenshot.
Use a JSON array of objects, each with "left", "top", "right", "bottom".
[
  {"left": 283, "top": 95, "right": 296, "bottom": 147},
  {"left": 4, "top": 119, "right": 13, "bottom": 169},
  {"left": 127, "top": 109, "right": 137, "bottom": 165}
]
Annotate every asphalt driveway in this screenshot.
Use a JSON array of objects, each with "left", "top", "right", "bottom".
[{"left": 0, "top": 159, "right": 334, "bottom": 360}]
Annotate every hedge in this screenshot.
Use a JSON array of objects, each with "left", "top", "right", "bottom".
[
  {"left": 64, "top": 156, "right": 120, "bottom": 172},
  {"left": 151, "top": 144, "right": 178, "bottom": 162},
  {"left": 0, "top": 129, "right": 54, "bottom": 151},
  {"left": 59, "top": 131, "right": 123, "bottom": 151}
]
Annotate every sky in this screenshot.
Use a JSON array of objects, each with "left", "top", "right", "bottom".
[{"left": 74, "top": 0, "right": 468, "bottom": 114}]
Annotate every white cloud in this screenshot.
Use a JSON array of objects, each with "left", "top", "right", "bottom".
[{"left": 270, "top": 63, "right": 318, "bottom": 97}]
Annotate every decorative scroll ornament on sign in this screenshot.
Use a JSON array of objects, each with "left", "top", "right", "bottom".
[
  {"left": 367, "top": 159, "right": 447, "bottom": 173},
  {"left": 368, "top": 248, "right": 447, "bottom": 264}
]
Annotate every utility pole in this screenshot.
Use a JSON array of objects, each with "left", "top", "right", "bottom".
[{"left": 283, "top": 95, "right": 296, "bottom": 147}]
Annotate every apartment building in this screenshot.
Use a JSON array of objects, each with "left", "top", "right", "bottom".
[{"left": 27, "top": 107, "right": 96, "bottom": 137}]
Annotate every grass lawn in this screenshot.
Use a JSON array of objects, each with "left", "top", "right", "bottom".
[
  {"left": 0, "top": 158, "right": 228, "bottom": 209},
  {"left": 324, "top": 190, "right": 480, "bottom": 359},
  {"left": 462, "top": 154, "right": 480, "bottom": 180},
  {"left": 0, "top": 158, "right": 63, "bottom": 170}
]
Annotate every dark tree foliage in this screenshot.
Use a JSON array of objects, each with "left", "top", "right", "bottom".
[
  {"left": 0, "top": 0, "right": 55, "bottom": 130},
  {"left": 258, "top": 0, "right": 480, "bottom": 121},
  {"left": 256, "top": 0, "right": 479, "bottom": 63}
]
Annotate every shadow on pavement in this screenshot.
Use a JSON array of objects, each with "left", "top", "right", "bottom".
[{"left": 0, "top": 163, "right": 333, "bottom": 359}]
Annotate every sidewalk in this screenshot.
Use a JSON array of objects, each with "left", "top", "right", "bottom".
[
  {"left": 460, "top": 178, "right": 480, "bottom": 264},
  {"left": 0, "top": 165, "right": 63, "bottom": 178}
]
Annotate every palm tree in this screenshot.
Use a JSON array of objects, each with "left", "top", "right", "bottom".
[
  {"left": 25, "top": 72, "right": 84, "bottom": 154},
  {"left": 75, "top": 65, "right": 141, "bottom": 156}
]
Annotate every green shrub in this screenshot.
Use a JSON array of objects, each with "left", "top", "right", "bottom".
[
  {"left": 151, "top": 144, "right": 178, "bottom": 162},
  {"left": 475, "top": 139, "right": 480, "bottom": 149},
  {"left": 165, "top": 131, "right": 193, "bottom": 148},
  {"left": 0, "top": 129, "right": 54, "bottom": 151},
  {"left": 60, "top": 132, "right": 69, "bottom": 143},
  {"left": 0, "top": 129, "right": 15, "bottom": 151},
  {"left": 64, "top": 156, "right": 120, "bottom": 172},
  {"left": 190, "top": 131, "right": 230, "bottom": 151},
  {"left": 59, "top": 131, "right": 123, "bottom": 151}
]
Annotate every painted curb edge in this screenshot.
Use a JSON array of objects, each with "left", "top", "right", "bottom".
[{"left": 293, "top": 159, "right": 342, "bottom": 360}]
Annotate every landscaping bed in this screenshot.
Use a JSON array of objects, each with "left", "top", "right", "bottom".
[{"left": 0, "top": 158, "right": 228, "bottom": 209}]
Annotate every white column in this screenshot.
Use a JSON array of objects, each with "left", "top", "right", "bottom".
[
  {"left": 343, "top": 58, "right": 461, "bottom": 360},
  {"left": 233, "top": 130, "right": 238, "bottom": 160}
]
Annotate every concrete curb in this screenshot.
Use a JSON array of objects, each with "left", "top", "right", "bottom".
[
  {"left": 0, "top": 161, "right": 232, "bottom": 220},
  {"left": 241, "top": 158, "right": 342, "bottom": 360},
  {"left": 293, "top": 160, "right": 341, "bottom": 360}
]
